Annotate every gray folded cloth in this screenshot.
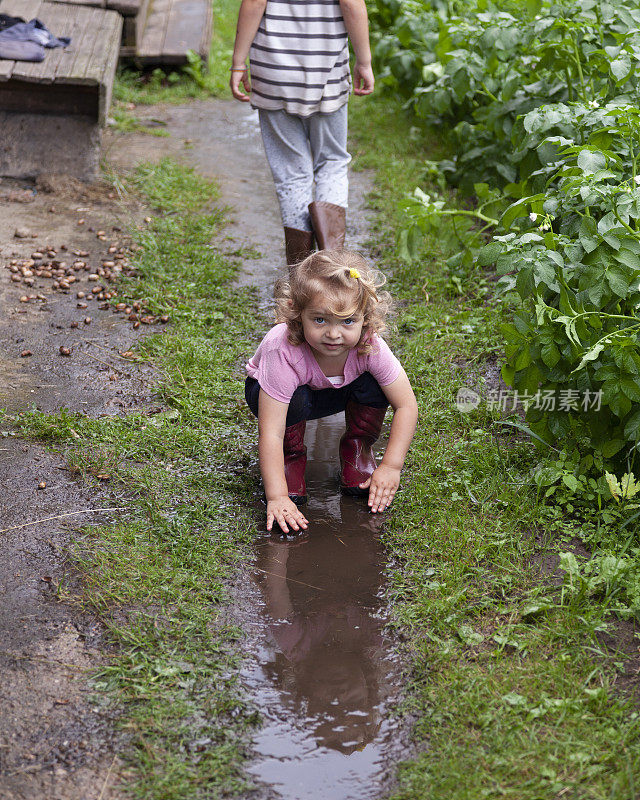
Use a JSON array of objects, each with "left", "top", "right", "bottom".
[
  {"left": 0, "top": 18, "right": 71, "bottom": 61},
  {"left": 0, "top": 38, "right": 44, "bottom": 62}
]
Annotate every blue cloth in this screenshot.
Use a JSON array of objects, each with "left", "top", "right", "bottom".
[
  {"left": 0, "top": 18, "right": 70, "bottom": 62},
  {"left": 245, "top": 372, "right": 388, "bottom": 427}
]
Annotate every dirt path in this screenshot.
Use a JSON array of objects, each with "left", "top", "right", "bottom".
[
  {"left": 0, "top": 98, "right": 398, "bottom": 800},
  {"left": 0, "top": 178, "right": 152, "bottom": 798}
]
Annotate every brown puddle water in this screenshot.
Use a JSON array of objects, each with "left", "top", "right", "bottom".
[{"left": 243, "top": 415, "right": 404, "bottom": 800}]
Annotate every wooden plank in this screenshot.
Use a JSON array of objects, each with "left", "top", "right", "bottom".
[
  {"left": 199, "top": 0, "right": 212, "bottom": 61},
  {"left": 162, "top": 0, "right": 208, "bottom": 59},
  {"left": 49, "top": 0, "right": 104, "bottom": 6},
  {"left": 56, "top": 7, "right": 104, "bottom": 83},
  {"left": 137, "top": 0, "right": 212, "bottom": 64},
  {"left": 137, "top": 0, "right": 171, "bottom": 58},
  {"left": 94, "top": 11, "right": 121, "bottom": 122},
  {"left": 83, "top": 8, "right": 120, "bottom": 83},
  {"left": 0, "top": 79, "right": 96, "bottom": 116},
  {"left": 133, "top": 0, "right": 151, "bottom": 49},
  {"left": 0, "top": 57, "right": 15, "bottom": 81},
  {"left": 0, "top": 0, "right": 43, "bottom": 18},
  {"left": 49, "top": 5, "right": 101, "bottom": 82},
  {"left": 0, "top": 0, "right": 120, "bottom": 126},
  {"left": 11, "top": 2, "right": 76, "bottom": 82},
  {"left": 107, "top": 0, "right": 140, "bottom": 14}
]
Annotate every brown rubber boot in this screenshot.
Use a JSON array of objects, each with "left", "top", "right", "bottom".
[
  {"left": 308, "top": 201, "right": 346, "bottom": 250},
  {"left": 284, "top": 227, "right": 314, "bottom": 268}
]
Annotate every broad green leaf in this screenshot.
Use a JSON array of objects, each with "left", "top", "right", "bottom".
[
  {"left": 602, "top": 439, "right": 626, "bottom": 458},
  {"left": 613, "top": 249, "right": 640, "bottom": 270},
  {"left": 610, "top": 53, "right": 632, "bottom": 83},
  {"left": 501, "top": 194, "right": 545, "bottom": 229},
  {"left": 514, "top": 346, "right": 532, "bottom": 370},
  {"left": 521, "top": 601, "right": 552, "bottom": 620},
  {"left": 624, "top": 409, "right": 640, "bottom": 440},
  {"left": 614, "top": 349, "right": 638, "bottom": 375},
  {"left": 562, "top": 474, "right": 579, "bottom": 492},
  {"left": 587, "top": 281, "right": 607, "bottom": 306},
  {"left": 606, "top": 471, "right": 621, "bottom": 501},
  {"left": 500, "top": 322, "right": 524, "bottom": 343},
  {"left": 578, "top": 216, "right": 599, "bottom": 253},
  {"left": 559, "top": 551, "right": 581, "bottom": 579},
  {"left": 457, "top": 625, "right": 484, "bottom": 646},
  {"left": 502, "top": 692, "right": 527, "bottom": 707},
  {"left": 501, "top": 363, "right": 516, "bottom": 386},
  {"left": 607, "top": 266, "right": 632, "bottom": 297},
  {"left": 577, "top": 149, "right": 607, "bottom": 175},
  {"left": 573, "top": 342, "right": 604, "bottom": 373},
  {"left": 534, "top": 259, "right": 559, "bottom": 290},
  {"left": 397, "top": 229, "right": 411, "bottom": 263},
  {"left": 620, "top": 473, "right": 640, "bottom": 499},
  {"left": 597, "top": 212, "right": 618, "bottom": 236},
  {"left": 609, "top": 391, "right": 632, "bottom": 419},
  {"left": 620, "top": 375, "right": 640, "bottom": 402},
  {"left": 477, "top": 242, "right": 502, "bottom": 266},
  {"left": 541, "top": 342, "right": 561, "bottom": 368}
]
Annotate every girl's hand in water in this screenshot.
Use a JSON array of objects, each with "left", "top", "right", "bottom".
[
  {"left": 360, "top": 464, "right": 400, "bottom": 513},
  {"left": 266, "top": 497, "right": 309, "bottom": 533}
]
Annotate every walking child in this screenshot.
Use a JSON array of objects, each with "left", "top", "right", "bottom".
[
  {"left": 230, "top": 0, "right": 374, "bottom": 266},
  {"left": 245, "top": 251, "right": 418, "bottom": 533}
]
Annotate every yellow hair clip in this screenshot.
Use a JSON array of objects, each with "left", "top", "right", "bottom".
[{"left": 349, "top": 268, "right": 361, "bottom": 280}]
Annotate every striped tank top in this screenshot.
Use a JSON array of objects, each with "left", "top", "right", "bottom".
[{"left": 249, "top": 0, "right": 352, "bottom": 117}]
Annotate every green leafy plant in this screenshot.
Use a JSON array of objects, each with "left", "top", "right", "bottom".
[{"left": 373, "top": 0, "right": 640, "bottom": 496}]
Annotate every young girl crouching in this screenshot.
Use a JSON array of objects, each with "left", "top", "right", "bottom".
[{"left": 245, "top": 251, "right": 418, "bottom": 533}]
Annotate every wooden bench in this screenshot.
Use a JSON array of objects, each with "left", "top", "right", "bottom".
[
  {"left": 135, "top": 0, "right": 212, "bottom": 65},
  {"left": 48, "top": 0, "right": 151, "bottom": 53},
  {"left": 47, "top": 0, "right": 211, "bottom": 65},
  {"left": 0, "top": 0, "right": 122, "bottom": 179}
]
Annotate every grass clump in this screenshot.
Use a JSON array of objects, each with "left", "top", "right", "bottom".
[{"left": 16, "top": 158, "right": 260, "bottom": 799}]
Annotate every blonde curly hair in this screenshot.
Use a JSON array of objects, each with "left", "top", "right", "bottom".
[{"left": 274, "top": 250, "right": 392, "bottom": 355}]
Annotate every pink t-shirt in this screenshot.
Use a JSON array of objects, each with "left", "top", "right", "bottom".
[{"left": 246, "top": 323, "right": 402, "bottom": 404}]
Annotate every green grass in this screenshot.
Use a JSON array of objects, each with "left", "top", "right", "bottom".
[
  {"left": 14, "top": 159, "right": 261, "bottom": 799},
  {"left": 348, "top": 93, "right": 640, "bottom": 799}
]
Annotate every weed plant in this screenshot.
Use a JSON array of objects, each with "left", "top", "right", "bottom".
[{"left": 371, "top": 0, "right": 640, "bottom": 511}]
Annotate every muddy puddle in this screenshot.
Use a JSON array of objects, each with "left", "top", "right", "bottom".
[{"left": 243, "top": 416, "right": 404, "bottom": 800}]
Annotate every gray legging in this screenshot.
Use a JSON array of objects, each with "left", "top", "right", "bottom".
[{"left": 258, "top": 104, "right": 351, "bottom": 232}]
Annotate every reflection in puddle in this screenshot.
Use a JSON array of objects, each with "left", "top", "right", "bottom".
[{"left": 244, "top": 415, "right": 402, "bottom": 800}]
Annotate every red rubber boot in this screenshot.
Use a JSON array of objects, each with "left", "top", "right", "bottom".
[
  {"left": 283, "top": 420, "right": 308, "bottom": 505},
  {"left": 339, "top": 401, "right": 387, "bottom": 495}
]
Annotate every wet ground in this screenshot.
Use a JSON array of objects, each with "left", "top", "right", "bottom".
[
  {"left": 0, "top": 99, "right": 407, "bottom": 799},
  {"left": 0, "top": 172, "right": 155, "bottom": 799}
]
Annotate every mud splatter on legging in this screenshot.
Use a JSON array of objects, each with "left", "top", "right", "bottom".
[{"left": 258, "top": 105, "right": 350, "bottom": 232}]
